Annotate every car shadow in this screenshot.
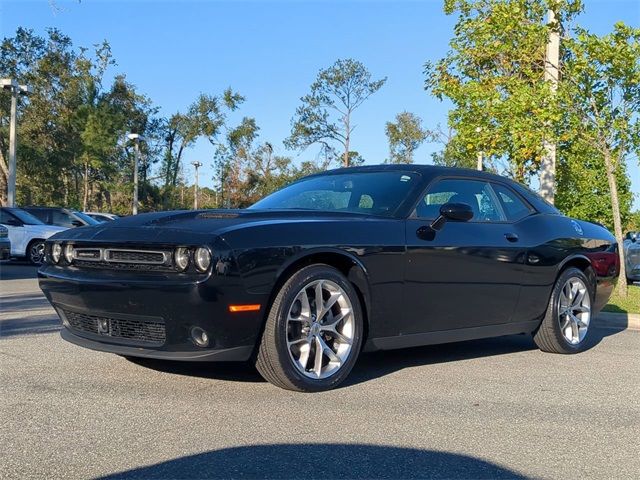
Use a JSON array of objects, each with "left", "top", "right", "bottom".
[
  {"left": 126, "top": 324, "right": 625, "bottom": 388},
  {"left": 99, "top": 443, "right": 528, "bottom": 479},
  {"left": 0, "top": 261, "right": 40, "bottom": 280}
]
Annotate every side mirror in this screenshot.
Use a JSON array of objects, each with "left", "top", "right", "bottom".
[
  {"left": 632, "top": 233, "right": 638, "bottom": 243},
  {"left": 71, "top": 220, "right": 84, "bottom": 227},
  {"left": 430, "top": 203, "right": 474, "bottom": 231}
]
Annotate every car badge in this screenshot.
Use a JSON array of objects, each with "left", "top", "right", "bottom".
[{"left": 571, "top": 220, "right": 583, "bottom": 236}]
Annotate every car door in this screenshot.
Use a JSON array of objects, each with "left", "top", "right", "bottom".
[
  {"left": 403, "top": 178, "right": 527, "bottom": 334},
  {"left": 0, "top": 210, "right": 26, "bottom": 256}
]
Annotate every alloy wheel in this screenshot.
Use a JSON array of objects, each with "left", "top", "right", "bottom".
[
  {"left": 558, "top": 276, "right": 591, "bottom": 345},
  {"left": 286, "top": 279, "right": 355, "bottom": 379},
  {"left": 29, "top": 242, "right": 45, "bottom": 265}
]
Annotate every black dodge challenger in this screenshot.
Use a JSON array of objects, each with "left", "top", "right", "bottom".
[{"left": 39, "top": 165, "right": 619, "bottom": 392}]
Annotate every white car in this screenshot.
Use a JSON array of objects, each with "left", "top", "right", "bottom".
[
  {"left": 0, "top": 207, "right": 68, "bottom": 264},
  {"left": 624, "top": 231, "right": 640, "bottom": 284}
]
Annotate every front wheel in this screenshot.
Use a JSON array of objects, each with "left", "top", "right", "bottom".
[
  {"left": 534, "top": 267, "right": 593, "bottom": 354},
  {"left": 256, "top": 264, "right": 363, "bottom": 392},
  {"left": 27, "top": 239, "right": 46, "bottom": 265}
]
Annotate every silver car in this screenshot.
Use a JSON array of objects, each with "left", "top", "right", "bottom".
[{"left": 624, "top": 231, "right": 640, "bottom": 284}]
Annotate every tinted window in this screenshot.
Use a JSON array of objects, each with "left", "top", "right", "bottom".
[
  {"left": 416, "top": 179, "right": 503, "bottom": 222},
  {"left": 250, "top": 172, "right": 419, "bottom": 217},
  {"left": 492, "top": 184, "right": 532, "bottom": 222},
  {"left": 0, "top": 210, "right": 18, "bottom": 225},
  {"left": 72, "top": 211, "right": 100, "bottom": 225},
  {"left": 51, "top": 210, "right": 75, "bottom": 228},
  {"left": 1, "top": 208, "right": 44, "bottom": 225}
]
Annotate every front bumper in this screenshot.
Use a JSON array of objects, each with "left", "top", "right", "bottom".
[
  {"left": 39, "top": 265, "right": 266, "bottom": 362},
  {"left": 60, "top": 328, "right": 253, "bottom": 361},
  {"left": 0, "top": 245, "right": 10, "bottom": 260}
]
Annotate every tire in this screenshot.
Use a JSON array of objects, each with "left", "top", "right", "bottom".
[
  {"left": 27, "top": 239, "right": 46, "bottom": 265},
  {"left": 533, "top": 267, "right": 593, "bottom": 354},
  {"left": 256, "top": 264, "right": 363, "bottom": 392}
]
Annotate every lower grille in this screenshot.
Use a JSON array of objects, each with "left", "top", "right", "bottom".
[{"left": 63, "top": 310, "right": 166, "bottom": 345}]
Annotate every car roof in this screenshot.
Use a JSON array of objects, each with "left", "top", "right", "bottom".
[{"left": 313, "top": 164, "right": 517, "bottom": 184}]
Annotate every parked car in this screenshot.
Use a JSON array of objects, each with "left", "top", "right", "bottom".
[
  {"left": 624, "top": 231, "right": 639, "bottom": 284},
  {"left": 84, "top": 212, "right": 119, "bottom": 222},
  {"left": 0, "top": 225, "right": 11, "bottom": 260},
  {"left": 39, "top": 165, "right": 619, "bottom": 392},
  {"left": 0, "top": 207, "right": 67, "bottom": 264},
  {"left": 22, "top": 207, "right": 100, "bottom": 228}
]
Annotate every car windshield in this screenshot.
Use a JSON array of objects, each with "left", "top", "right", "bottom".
[
  {"left": 8, "top": 208, "right": 46, "bottom": 225},
  {"left": 72, "top": 211, "right": 100, "bottom": 225},
  {"left": 249, "top": 171, "right": 420, "bottom": 217}
]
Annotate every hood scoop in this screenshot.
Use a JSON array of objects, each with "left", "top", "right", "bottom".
[{"left": 197, "top": 212, "right": 241, "bottom": 219}]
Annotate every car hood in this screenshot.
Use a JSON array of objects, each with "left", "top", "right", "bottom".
[
  {"left": 47, "top": 209, "right": 377, "bottom": 244},
  {"left": 25, "top": 224, "right": 68, "bottom": 238}
]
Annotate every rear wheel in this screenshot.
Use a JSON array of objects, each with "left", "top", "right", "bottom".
[
  {"left": 256, "top": 264, "right": 363, "bottom": 392},
  {"left": 27, "top": 239, "right": 46, "bottom": 265},
  {"left": 534, "top": 267, "right": 593, "bottom": 354}
]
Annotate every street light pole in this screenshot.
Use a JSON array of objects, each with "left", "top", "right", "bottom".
[
  {"left": 191, "top": 161, "right": 202, "bottom": 210},
  {"left": 1, "top": 79, "right": 30, "bottom": 207},
  {"left": 127, "top": 133, "right": 142, "bottom": 215}
]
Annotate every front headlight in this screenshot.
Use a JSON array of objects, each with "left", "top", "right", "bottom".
[
  {"left": 51, "top": 243, "right": 62, "bottom": 263},
  {"left": 174, "top": 247, "right": 190, "bottom": 271},
  {"left": 194, "top": 247, "right": 211, "bottom": 272},
  {"left": 64, "top": 244, "right": 74, "bottom": 263}
]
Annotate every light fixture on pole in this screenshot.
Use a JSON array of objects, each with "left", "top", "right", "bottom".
[
  {"left": 1, "top": 79, "right": 30, "bottom": 207},
  {"left": 127, "top": 133, "right": 143, "bottom": 215},
  {"left": 191, "top": 161, "right": 202, "bottom": 210}
]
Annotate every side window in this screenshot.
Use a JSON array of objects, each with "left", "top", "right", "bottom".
[
  {"left": 51, "top": 210, "right": 75, "bottom": 228},
  {"left": 0, "top": 210, "right": 18, "bottom": 225},
  {"left": 492, "top": 184, "right": 532, "bottom": 222},
  {"left": 416, "top": 179, "right": 504, "bottom": 222}
]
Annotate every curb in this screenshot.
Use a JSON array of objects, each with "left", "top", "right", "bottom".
[{"left": 596, "top": 312, "right": 640, "bottom": 331}]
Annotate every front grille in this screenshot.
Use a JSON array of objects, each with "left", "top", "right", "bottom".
[
  {"left": 63, "top": 310, "right": 166, "bottom": 345},
  {"left": 73, "top": 260, "right": 174, "bottom": 272},
  {"left": 67, "top": 246, "right": 174, "bottom": 272},
  {"left": 106, "top": 249, "right": 166, "bottom": 264}
]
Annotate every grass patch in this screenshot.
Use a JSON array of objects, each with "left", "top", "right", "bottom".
[{"left": 603, "top": 284, "right": 640, "bottom": 314}]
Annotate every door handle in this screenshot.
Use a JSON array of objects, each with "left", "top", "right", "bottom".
[{"left": 504, "top": 232, "right": 519, "bottom": 242}]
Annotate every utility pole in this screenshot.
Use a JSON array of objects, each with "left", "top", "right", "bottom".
[
  {"left": 127, "top": 134, "right": 142, "bottom": 215},
  {"left": 475, "top": 127, "right": 483, "bottom": 171},
  {"left": 540, "top": 8, "right": 560, "bottom": 204},
  {"left": 1, "top": 79, "right": 30, "bottom": 207},
  {"left": 191, "top": 161, "right": 202, "bottom": 210}
]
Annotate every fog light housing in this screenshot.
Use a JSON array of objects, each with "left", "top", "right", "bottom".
[
  {"left": 64, "top": 244, "right": 74, "bottom": 263},
  {"left": 194, "top": 247, "right": 211, "bottom": 272},
  {"left": 174, "top": 247, "right": 190, "bottom": 271},
  {"left": 190, "top": 327, "right": 209, "bottom": 347},
  {"left": 51, "top": 243, "right": 62, "bottom": 263}
]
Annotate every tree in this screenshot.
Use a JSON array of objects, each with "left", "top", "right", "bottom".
[
  {"left": 560, "top": 23, "right": 640, "bottom": 296},
  {"left": 556, "top": 139, "right": 633, "bottom": 230},
  {"left": 285, "top": 59, "right": 386, "bottom": 167},
  {"left": 0, "top": 28, "right": 156, "bottom": 211},
  {"left": 385, "top": 112, "right": 428, "bottom": 164},
  {"left": 214, "top": 118, "right": 304, "bottom": 207},
  {"left": 160, "top": 90, "right": 244, "bottom": 208},
  {"left": 425, "top": 0, "right": 582, "bottom": 183}
]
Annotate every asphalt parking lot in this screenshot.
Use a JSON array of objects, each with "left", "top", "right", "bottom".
[{"left": 1, "top": 262, "right": 639, "bottom": 479}]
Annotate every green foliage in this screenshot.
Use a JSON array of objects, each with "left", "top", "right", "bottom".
[
  {"left": 426, "top": 0, "right": 583, "bottom": 182},
  {"left": 385, "top": 112, "right": 428, "bottom": 164},
  {"left": 0, "top": 28, "right": 157, "bottom": 211},
  {"left": 556, "top": 140, "right": 632, "bottom": 230},
  {"left": 285, "top": 58, "right": 386, "bottom": 167}
]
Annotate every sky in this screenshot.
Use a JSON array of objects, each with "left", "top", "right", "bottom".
[{"left": 2, "top": 0, "right": 639, "bottom": 208}]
